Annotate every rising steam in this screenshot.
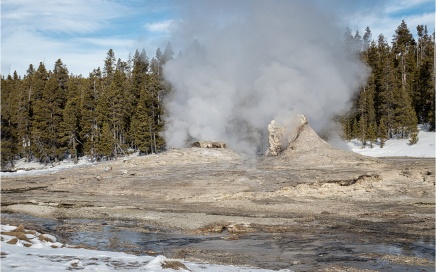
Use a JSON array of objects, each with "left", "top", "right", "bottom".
[{"left": 163, "top": 0, "right": 368, "bottom": 154}]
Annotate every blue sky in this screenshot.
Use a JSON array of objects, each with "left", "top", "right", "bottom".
[{"left": 1, "top": 0, "right": 434, "bottom": 77}]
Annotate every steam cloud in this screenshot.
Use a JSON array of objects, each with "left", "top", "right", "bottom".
[{"left": 163, "top": 0, "right": 368, "bottom": 154}]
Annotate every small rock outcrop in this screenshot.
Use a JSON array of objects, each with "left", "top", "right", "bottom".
[
  {"left": 191, "top": 141, "right": 227, "bottom": 149},
  {"left": 267, "top": 120, "right": 284, "bottom": 156},
  {"left": 267, "top": 114, "right": 308, "bottom": 156}
]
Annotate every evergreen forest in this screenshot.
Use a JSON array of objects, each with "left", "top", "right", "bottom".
[{"left": 1, "top": 21, "right": 434, "bottom": 168}]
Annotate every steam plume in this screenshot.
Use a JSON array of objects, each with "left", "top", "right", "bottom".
[{"left": 163, "top": 0, "right": 368, "bottom": 154}]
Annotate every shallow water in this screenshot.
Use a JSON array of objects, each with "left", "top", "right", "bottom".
[{"left": 2, "top": 213, "right": 435, "bottom": 271}]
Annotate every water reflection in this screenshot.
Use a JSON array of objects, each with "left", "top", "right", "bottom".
[{"left": 1, "top": 213, "right": 434, "bottom": 270}]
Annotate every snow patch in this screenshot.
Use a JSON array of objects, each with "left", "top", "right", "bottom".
[
  {"left": 348, "top": 125, "right": 435, "bottom": 158},
  {"left": 1, "top": 224, "right": 276, "bottom": 272}
]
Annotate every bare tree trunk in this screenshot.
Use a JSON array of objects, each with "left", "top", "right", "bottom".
[
  {"left": 113, "top": 125, "right": 118, "bottom": 160},
  {"left": 149, "top": 124, "right": 154, "bottom": 154},
  {"left": 72, "top": 136, "right": 78, "bottom": 164},
  {"left": 153, "top": 132, "right": 157, "bottom": 153}
]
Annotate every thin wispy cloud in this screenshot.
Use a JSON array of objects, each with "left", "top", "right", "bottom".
[
  {"left": 345, "top": 0, "right": 434, "bottom": 39},
  {"left": 1, "top": 0, "right": 175, "bottom": 76},
  {"left": 1, "top": 0, "right": 433, "bottom": 77},
  {"left": 1, "top": 0, "right": 129, "bottom": 35},
  {"left": 385, "top": 0, "right": 433, "bottom": 15},
  {"left": 144, "top": 20, "right": 177, "bottom": 33}
]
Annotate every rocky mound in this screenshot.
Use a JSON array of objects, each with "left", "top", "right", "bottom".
[
  {"left": 262, "top": 121, "right": 376, "bottom": 169},
  {"left": 144, "top": 147, "right": 241, "bottom": 166},
  {"left": 191, "top": 141, "right": 227, "bottom": 148}
]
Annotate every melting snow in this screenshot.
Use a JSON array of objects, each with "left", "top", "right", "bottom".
[
  {"left": 348, "top": 125, "right": 435, "bottom": 158},
  {"left": 1, "top": 224, "right": 286, "bottom": 272}
]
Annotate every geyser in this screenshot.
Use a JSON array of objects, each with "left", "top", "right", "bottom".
[{"left": 163, "top": 0, "right": 368, "bottom": 154}]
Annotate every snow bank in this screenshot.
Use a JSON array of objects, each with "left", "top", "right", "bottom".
[
  {"left": 1, "top": 224, "right": 284, "bottom": 272},
  {"left": 348, "top": 125, "right": 435, "bottom": 158},
  {"left": 1, "top": 156, "right": 96, "bottom": 177}
]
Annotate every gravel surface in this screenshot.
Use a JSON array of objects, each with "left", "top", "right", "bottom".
[{"left": 2, "top": 125, "right": 434, "bottom": 271}]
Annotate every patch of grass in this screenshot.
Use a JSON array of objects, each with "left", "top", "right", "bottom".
[
  {"left": 1, "top": 224, "right": 32, "bottom": 242},
  {"left": 23, "top": 242, "right": 32, "bottom": 247},
  {"left": 6, "top": 238, "right": 18, "bottom": 244},
  {"left": 2, "top": 231, "right": 30, "bottom": 242},
  {"left": 39, "top": 234, "right": 55, "bottom": 243},
  {"left": 25, "top": 230, "right": 38, "bottom": 235},
  {"left": 162, "top": 260, "right": 189, "bottom": 271},
  {"left": 15, "top": 224, "right": 25, "bottom": 233},
  {"left": 196, "top": 221, "right": 229, "bottom": 233}
]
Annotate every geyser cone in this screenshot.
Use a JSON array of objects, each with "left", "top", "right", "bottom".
[{"left": 263, "top": 123, "right": 375, "bottom": 168}]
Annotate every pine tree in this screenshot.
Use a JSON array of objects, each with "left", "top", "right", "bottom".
[
  {"left": 367, "top": 123, "right": 377, "bottom": 148},
  {"left": 129, "top": 49, "right": 150, "bottom": 150},
  {"left": 377, "top": 34, "right": 396, "bottom": 138},
  {"left": 1, "top": 74, "right": 19, "bottom": 167},
  {"left": 148, "top": 74, "right": 166, "bottom": 152},
  {"left": 130, "top": 49, "right": 149, "bottom": 105},
  {"left": 80, "top": 70, "right": 100, "bottom": 162},
  {"left": 365, "top": 75, "right": 377, "bottom": 147},
  {"left": 103, "top": 49, "right": 116, "bottom": 83},
  {"left": 340, "top": 116, "right": 353, "bottom": 141},
  {"left": 31, "top": 62, "right": 51, "bottom": 163},
  {"left": 362, "top": 26, "right": 372, "bottom": 52},
  {"left": 96, "top": 69, "right": 131, "bottom": 159},
  {"left": 29, "top": 60, "right": 69, "bottom": 163},
  {"left": 392, "top": 20, "right": 417, "bottom": 119},
  {"left": 378, "top": 118, "right": 387, "bottom": 148},
  {"left": 150, "top": 57, "right": 160, "bottom": 76},
  {"left": 162, "top": 42, "right": 175, "bottom": 65},
  {"left": 153, "top": 48, "right": 163, "bottom": 76},
  {"left": 60, "top": 76, "right": 83, "bottom": 163},
  {"left": 409, "top": 125, "right": 419, "bottom": 145},
  {"left": 15, "top": 65, "right": 35, "bottom": 160},
  {"left": 130, "top": 86, "right": 153, "bottom": 154},
  {"left": 96, "top": 122, "right": 114, "bottom": 159},
  {"left": 7, "top": 72, "right": 31, "bottom": 160},
  {"left": 416, "top": 25, "right": 435, "bottom": 129},
  {"left": 351, "top": 117, "right": 359, "bottom": 140},
  {"left": 357, "top": 116, "right": 366, "bottom": 146}
]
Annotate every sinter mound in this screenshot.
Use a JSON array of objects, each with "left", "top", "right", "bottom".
[{"left": 262, "top": 121, "right": 375, "bottom": 168}]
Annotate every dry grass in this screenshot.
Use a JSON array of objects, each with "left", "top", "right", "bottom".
[
  {"left": 6, "top": 237, "right": 18, "bottom": 244},
  {"left": 1, "top": 224, "right": 32, "bottom": 242},
  {"left": 196, "top": 222, "right": 229, "bottom": 233},
  {"left": 23, "top": 242, "right": 32, "bottom": 247},
  {"left": 39, "top": 234, "right": 55, "bottom": 243},
  {"left": 15, "top": 224, "right": 25, "bottom": 233},
  {"left": 161, "top": 260, "right": 189, "bottom": 271},
  {"left": 1, "top": 224, "right": 62, "bottom": 249},
  {"left": 322, "top": 266, "right": 377, "bottom": 272},
  {"left": 380, "top": 254, "right": 435, "bottom": 266}
]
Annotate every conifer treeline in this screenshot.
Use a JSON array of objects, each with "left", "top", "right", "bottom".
[
  {"left": 1, "top": 43, "right": 175, "bottom": 167},
  {"left": 1, "top": 21, "right": 435, "bottom": 168},
  {"left": 342, "top": 21, "right": 434, "bottom": 147}
]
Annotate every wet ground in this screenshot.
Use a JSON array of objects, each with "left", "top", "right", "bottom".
[
  {"left": 2, "top": 213, "right": 434, "bottom": 271},
  {"left": 1, "top": 149, "right": 435, "bottom": 271}
]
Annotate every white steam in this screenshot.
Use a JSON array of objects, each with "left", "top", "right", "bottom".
[{"left": 163, "top": 0, "right": 368, "bottom": 154}]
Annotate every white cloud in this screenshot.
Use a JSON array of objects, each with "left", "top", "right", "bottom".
[
  {"left": 1, "top": 0, "right": 130, "bottom": 35},
  {"left": 1, "top": 0, "right": 433, "bottom": 77},
  {"left": 345, "top": 0, "right": 434, "bottom": 40},
  {"left": 385, "top": 0, "right": 433, "bottom": 14},
  {"left": 1, "top": 29, "right": 136, "bottom": 76},
  {"left": 1, "top": 0, "right": 173, "bottom": 76},
  {"left": 143, "top": 20, "right": 177, "bottom": 33}
]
